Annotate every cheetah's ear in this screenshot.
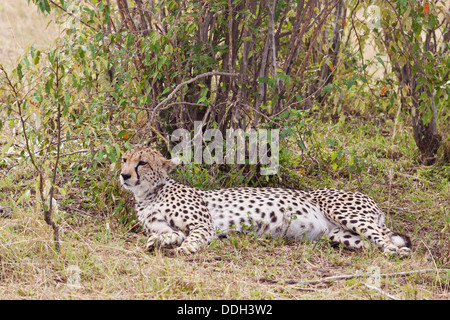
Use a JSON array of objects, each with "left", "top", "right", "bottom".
[{"left": 163, "top": 157, "right": 182, "bottom": 172}]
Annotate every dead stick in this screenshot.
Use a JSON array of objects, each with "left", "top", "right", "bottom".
[
  {"left": 261, "top": 268, "right": 449, "bottom": 286},
  {"left": 363, "top": 283, "right": 400, "bottom": 300}
]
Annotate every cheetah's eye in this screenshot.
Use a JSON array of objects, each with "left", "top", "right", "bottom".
[{"left": 138, "top": 160, "right": 148, "bottom": 166}]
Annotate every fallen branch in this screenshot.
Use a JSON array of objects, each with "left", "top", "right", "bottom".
[
  {"left": 260, "top": 268, "right": 450, "bottom": 286},
  {"left": 295, "top": 268, "right": 449, "bottom": 285},
  {"left": 363, "top": 283, "right": 400, "bottom": 300}
]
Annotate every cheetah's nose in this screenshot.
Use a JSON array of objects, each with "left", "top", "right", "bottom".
[{"left": 121, "top": 173, "right": 131, "bottom": 181}]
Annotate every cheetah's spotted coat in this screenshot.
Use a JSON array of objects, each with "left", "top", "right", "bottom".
[{"left": 120, "top": 146, "right": 411, "bottom": 256}]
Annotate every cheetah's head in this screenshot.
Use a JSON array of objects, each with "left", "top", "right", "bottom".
[{"left": 120, "top": 146, "right": 181, "bottom": 196}]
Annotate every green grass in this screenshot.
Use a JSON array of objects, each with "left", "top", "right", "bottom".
[
  {"left": 1, "top": 116, "right": 449, "bottom": 300},
  {"left": 1, "top": 0, "right": 448, "bottom": 301},
  {"left": 0, "top": 205, "right": 448, "bottom": 299}
]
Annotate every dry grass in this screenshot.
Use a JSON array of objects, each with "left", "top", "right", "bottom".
[
  {"left": 0, "top": 0, "right": 449, "bottom": 301},
  {"left": 1, "top": 116, "right": 448, "bottom": 300},
  {"left": 0, "top": 198, "right": 448, "bottom": 300},
  {"left": 1, "top": 113, "right": 448, "bottom": 300},
  {"left": 0, "top": 0, "right": 60, "bottom": 72}
]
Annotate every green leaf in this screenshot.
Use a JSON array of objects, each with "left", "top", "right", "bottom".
[
  {"left": 88, "top": 43, "right": 96, "bottom": 58},
  {"left": 280, "top": 128, "right": 292, "bottom": 138},
  {"left": 412, "top": 19, "right": 422, "bottom": 36},
  {"left": 359, "top": 75, "right": 367, "bottom": 84},
  {"left": 322, "top": 83, "right": 334, "bottom": 94},
  {"left": 64, "top": 93, "right": 70, "bottom": 106},
  {"left": 94, "top": 32, "right": 104, "bottom": 42},
  {"left": 429, "top": 15, "right": 439, "bottom": 29},
  {"left": 45, "top": 77, "right": 54, "bottom": 94},
  {"left": 30, "top": 44, "right": 36, "bottom": 58},
  {"left": 375, "top": 56, "right": 385, "bottom": 68},
  {"left": 125, "top": 33, "right": 135, "bottom": 48},
  {"left": 118, "top": 130, "right": 127, "bottom": 138},
  {"left": 346, "top": 79, "right": 354, "bottom": 90},
  {"left": 422, "top": 106, "right": 433, "bottom": 124},
  {"left": 258, "top": 77, "right": 271, "bottom": 84},
  {"left": 37, "top": 0, "right": 51, "bottom": 14},
  {"left": 278, "top": 110, "right": 290, "bottom": 119},
  {"left": 115, "top": 144, "right": 121, "bottom": 159},
  {"left": 16, "top": 63, "right": 23, "bottom": 82},
  {"left": 297, "top": 139, "right": 307, "bottom": 151},
  {"left": 33, "top": 50, "right": 41, "bottom": 65},
  {"left": 419, "top": 91, "right": 428, "bottom": 101}
]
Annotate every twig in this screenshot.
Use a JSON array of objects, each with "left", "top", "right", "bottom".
[
  {"left": 297, "top": 269, "right": 449, "bottom": 285},
  {"left": 151, "top": 72, "right": 239, "bottom": 122},
  {"left": 0, "top": 66, "right": 41, "bottom": 176},
  {"left": 48, "top": 0, "right": 99, "bottom": 31},
  {"left": 97, "top": 101, "right": 206, "bottom": 112},
  {"left": 267, "top": 0, "right": 278, "bottom": 88},
  {"left": 273, "top": 58, "right": 345, "bottom": 115},
  {"left": 1, "top": 59, "right": 61, "bottom": 253},
  {"left": 296, "top": 0, "right": 341, "bottom": 78},
  {"left": 383, "top": 0, "right": 428, "bottom": 78},
  {"left": 260, "top": 269, "right": 450, "bottom": 286},
  {"left": 33, "top": 149, "right": 93, "bottom": 158},
  {"left": 259, "top": 277, "right": 278, "bottom": 284},
  {"left": 185, "top": 256, "right": 224, "bottom": 263},
  {"left": 139, "top": 71, "right": 239, "bottom": 144},
  {"left": 46, "top": 56, "right": 62, "bottom": 253},
  {"left": 421, "top": 240, "right": 442, "bottom": 287},
  {"left": 363, "top": 283, "right": 400, "bottom": 300},
  {"left": 349, "top": 0, "right": 380, "bottom": 103}
]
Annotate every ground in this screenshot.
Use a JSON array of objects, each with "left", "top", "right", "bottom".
[
  {"left": 0, "top": 0, "right": 448, "bottom": 300},
  {"left": 0, "top": 205, "right": 448, "bottom": 299},
  {"left": 0, "top": 118, "right": 448, "bottom": 299}
]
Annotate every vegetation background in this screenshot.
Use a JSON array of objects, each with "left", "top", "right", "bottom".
[{"left": 0, "top": 0, "right": 449, "bottom": 299}]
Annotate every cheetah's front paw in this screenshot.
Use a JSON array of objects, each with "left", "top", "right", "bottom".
[
  {"left": 174, "top": 241, "right": 202, "bottom": 255},
  {"left": 146, "top": 232, "right": 185, "bottom": 251},
  {"left": 146, "top": 235, "right": 158, "bottom": 251}
]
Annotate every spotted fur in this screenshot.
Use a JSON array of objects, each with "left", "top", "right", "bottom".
[
  {"left": 120, "top": 146, "right": 215, "bottom": 254},
  {"left": 120, "top": 146, "right": 411, "bottom": 257}
]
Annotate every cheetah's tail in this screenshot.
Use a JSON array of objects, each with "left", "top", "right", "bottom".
[{"left": 389, "top": 232, "right": 412, "bottom": 249}]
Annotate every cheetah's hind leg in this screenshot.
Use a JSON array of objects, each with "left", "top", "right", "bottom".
[
  {"left": 328, "top": 227, "right": 370, "bottom": 250},
  {"left": 328, "top": 226, "right": 411, "bottom": 258}
]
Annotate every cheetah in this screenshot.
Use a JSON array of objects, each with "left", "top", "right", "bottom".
[
  {"left": 120, "top": 145, "right": 411, "bottom": 257},
  {"left": 120, "top": 146, "right": 216, "bottom": 254}
]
